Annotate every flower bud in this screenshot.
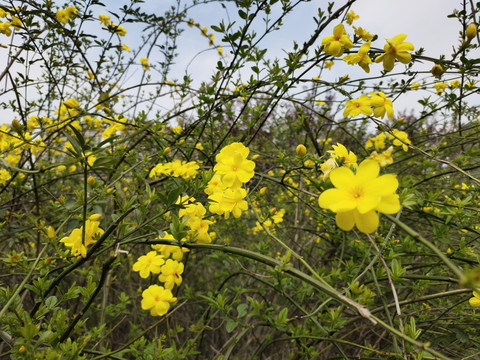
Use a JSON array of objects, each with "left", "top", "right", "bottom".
[
  {"left": 251, "top": 154, "right": 260, "bottom": 161},
  {"left": 296, "top": 144, "right": 307, "bottom": 157},
  {"left": 89, "top": 213, "right": 102, "bottom": 221},
  {"left": 466, "top": 23, "right": 477, "bottom": 42},
  {"left": 107, "top": 188, "right": 114, "bottom": 194},
  {"left": 163, "top": 147, "right": 171, "bottom": 155},
  {"left": 44, "top": 257, "right": 52, "bottom": 265},
  {"left": 19, "top": 346, "right": 25, "bottom": 353},
  {"left": 431, "top": 64, "right": 443, "bottom": 77},
  {"left": 47, "top": 226, "right": 56, "bottom": 239},
  {"left": 11, "top": 119, "right": 23, "bottom": 133},
  {"left": 259, "top": 186, "right": 267, "bottom": 196},
  {"left": 87, "top": 176, "right": 95, "bottom": 186}
]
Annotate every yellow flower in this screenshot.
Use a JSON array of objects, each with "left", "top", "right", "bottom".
[
  {"left": 469, "top": 291, "right": 480, "bottom": 307},
  {"left": 0, "top": 169, "right": 11, "bottom": 185},
  {"left": 214, "top": 142, "right": 255, "bottom": 189},
  {"left": 388, "top": 129, "right": 410, "bottom": 151},
  {"left": 324, "top": 60, "right": 334, "bottom": 69},
  {"left": 353, "top": 26, "right": 374, "bottom": 41},
  {"left": 151, "top": 233, "right": 189, "bottom": 261},
  {"left": 343, "top": 42, "right": 372, "bottom": 73},
  {"left": 320, "top": 158, "right": 338, "bottom": 181},
  {"left": 328, "top": 143, "right": 357, "bottom": 169},
  {"left": 63, "top": 98, "right": 79, "bottom": 109},
  {"left": 158, "top": 259, "right": 184, "bottom": 290},
  {"left": 99, "top": 14, "right": 110, "bottom": 26},
  {"left": 370, "top": 92, "right": 394, "bottom": 119},
  {"left": 343, "top": 94, "right": 372, "bottom": 117},
  {"left": 122, "top": 43, "right": 131, "bottom": 52},
  {"left": 66, "top": 6, "right": 77, "bottom": 17},
  {"left": 369, "top": 146, "right": 394, "bottom": 167},
  {"left": 410, "top": 82, "right": 420, "bottom": 90},
  {"left": 60, "top": 219, "right": 104, "bottom": 258},
  {"left": 434, "top": 82, "right": 448, "bottom": 94},
  {"left": 322, "top": 23, "right": 353, "bottom": 57},
  {"left": 140, "top": 57, "right": 150, "bottom": 71},
  {"left": 375, "top": 34, "right": 414, "bottom": 71},
  {"left": 209, "top": 188, "right": 248, "bottom": 219},
  {"left": 187, "top": 18, "right": 194, "bottom": 28},
  {"left": 318, "top": 160, "right": 400, "bottom": 233},
  {"left": 450, "top": 80, "right": 460, "bottom": 88},
  {"left": 112, "top": 24, "right": 126, "bottom": 36},
  {"left": 346, "top": 10, "right": 359, "bottom": 25},
  {"left": 366, "top": 132, "right": 387, "bottom": 152},
  {"left": 132, "top": 251, "right": 165, "bottom": 278},
  {"left": 141, "top": 285, "right": 177, "bottom": 316},
  {"left": 56, "top": 9, "right": 69, "bottom": 25},
  {"left": 0, "top": 21, "right": 12, "bottom": 36}
]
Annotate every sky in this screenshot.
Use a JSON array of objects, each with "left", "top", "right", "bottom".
[{"left": 1, "top": 0, "right": 477, "bottom": 124}]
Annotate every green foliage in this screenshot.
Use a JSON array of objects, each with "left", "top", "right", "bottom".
[{"left": 0, "top": 0, "right": 480, "bottom": 359}]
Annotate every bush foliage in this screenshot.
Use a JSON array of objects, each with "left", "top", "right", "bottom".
[{"left": 1, "top": 0, "right": 480, "bottom": 359}]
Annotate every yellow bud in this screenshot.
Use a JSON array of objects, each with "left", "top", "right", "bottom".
[
  {"left": 87, "top": 176, "right": 95, "bottom": 186},
  {"left": 259, "top": 186, "right": 267, "bottom": 196},
  {"left": 251, "top": 154, "right": 260, "bottom": 161},
  {"left": 177, "top": 139, "right": 185, "bottom": 145},
  {"left": 89, "top": 214, "right": 102, "bottom": 221},
  {"left": 296, "top": 144, "right": 307, "bottom": 157},
  {"left": 106, "top": 188, "right": 114, "bottom": 194},
  {"left": 47, "top": 226, "right": 56, "bottom": 239},
  {"left": 431, "top": 64, "right": 443, "bottom": 77},
  {"left": 19, "top": 346, "right": 25, "bottom": 353},
  {"left": 44, "top": 257, "right": 52, "bottom": 265},
  {"left": 466, "top": 23, "right": 477, "bottom": 42},
  {"left": 163, "top": 147, "right": 171, "bottom": 155}
]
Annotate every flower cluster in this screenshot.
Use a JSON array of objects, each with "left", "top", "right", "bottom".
[
  {"left": 60, "top": 214, "right": 104, "bottom": 258},
  {"left": 343, "top": 92, "right": 394, "bottom": 119},
  {"left": 150, "top": 160, "right": 200, "bottom": 181},
  {"left": 0, "top": 8, "right": 21, "bottom": 37},
  {"left": 133, "top": 231, "right": 188, "bottom": 316},
  {"left": 0, "top": 123, "right": 45, "bottom": 183},
  {"left": 207, "top": 142, "right": 255, "bottom": 219},
  {"left": 366, "top": 130, "right": 411, "bottom": 153},
  {"left": 320, "top": 143, "right": 357, "bottom": 181},
  {"left": 177, "top": 195, "right": 215, "bottom": 244},
  {"left": 56, "top": 6, "right": 77, "bottom": 25},
  {"left": 318, "top": 160, "right": 401, "bottom": 234}
]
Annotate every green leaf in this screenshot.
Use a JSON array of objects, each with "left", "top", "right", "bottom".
[
  {"left": 225, "top": 319, "right": 238, "bottom": 333},
  {"left": 237, "top": 303, "right": 248, "bottom": 318}
]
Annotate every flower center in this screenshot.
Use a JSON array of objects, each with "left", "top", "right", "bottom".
[{"left": 351, "top": 187, "right": 364, "bottom": 200}]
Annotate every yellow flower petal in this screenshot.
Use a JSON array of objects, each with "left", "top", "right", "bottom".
[
  {"left": 354, "top": 210, "right": 379, "bottom": 234},
  {"left": 336, "top": 211, "right": 355, "bottom": 231}
]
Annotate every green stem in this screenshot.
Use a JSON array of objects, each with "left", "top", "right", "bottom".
[
  {"left": 145, "top": 240, "right": 451, "bottom": 359},
  {"left": 384, "top": 214, "right": 465, "bottom": 282},
  {"left": 0, "top": 243, "right": 49, "bottom": 321}
]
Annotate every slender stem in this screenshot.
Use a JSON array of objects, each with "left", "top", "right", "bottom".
[
  {"left": 0, "top": 243, "right": 49, "bottom": 321},
  {"left": 384, "top": 214, "right": 465, "bottom": 282}
]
